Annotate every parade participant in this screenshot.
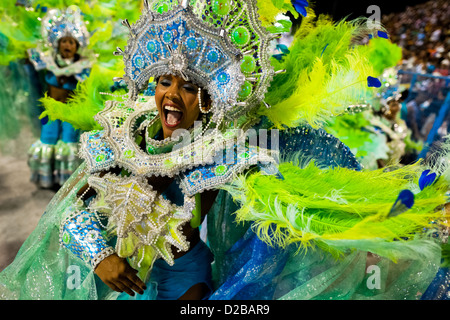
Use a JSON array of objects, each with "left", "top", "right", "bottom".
[
  {"left": 27, "top": 6, "right": 93, "bottom": 188},
  {"left": 0, "top": 0, "right": 449, "bottom": 301}
]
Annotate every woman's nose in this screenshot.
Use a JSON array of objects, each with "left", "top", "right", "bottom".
[{"left": 166, "top": 85, "right": 181, "bottom": 101}]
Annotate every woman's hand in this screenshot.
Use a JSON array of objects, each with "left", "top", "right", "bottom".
[{"left": 94, "top": 253, "right": 146, "bottom": 296}]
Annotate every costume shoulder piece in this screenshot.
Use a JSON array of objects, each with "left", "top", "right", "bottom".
[
  {"left": 79, "top": 97, "right": 278, "bottom": 194},
  {"left": 28, "top": 48, "right": 93, "bottom": 80}
]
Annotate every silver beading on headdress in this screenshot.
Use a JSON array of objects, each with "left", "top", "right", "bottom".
[
  {"left": 41, "top": 5, "right": 90, "bottom": 49},
  {"left": 116, "top": 0, "right": 283, "bottom": 124}
]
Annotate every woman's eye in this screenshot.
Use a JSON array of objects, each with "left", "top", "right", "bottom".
[
  {"left": 183, "top": 85, "right": 196, "bottom": 92},
  {"left": 160, "top": 80, "right": 171, "bottom": 87}
]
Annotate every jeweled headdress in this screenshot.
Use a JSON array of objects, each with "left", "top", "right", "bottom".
[
  {"left": 41, "top": 5, "right": 90, "bottom": 49},
  {"left": 116, "top": 0, "right": 285, "bottom": 124}
]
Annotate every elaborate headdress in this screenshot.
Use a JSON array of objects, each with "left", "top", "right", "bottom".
[
  {"left": 41, "top": 5, "right": 90, "bottom": 49},
  {"left": 116, "top": 0, "right": 287, "bottom": 125}
]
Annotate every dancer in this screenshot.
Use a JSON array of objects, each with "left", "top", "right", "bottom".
[
  {"left": 0, "top": 0, "right": 449, "bottom": 300},
  {"left": 27, "top": 6, "right": 94, "bottom": 188}
]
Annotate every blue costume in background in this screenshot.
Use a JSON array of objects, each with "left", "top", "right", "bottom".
[{"left": 26, "top": 7, "right": 93, "bottom": 188}]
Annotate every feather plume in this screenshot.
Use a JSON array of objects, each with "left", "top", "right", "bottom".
[
  {"left": 257, "top": 0, "right": 301, "bottom": 27},
  {"left": 222, "top": 161, "right": 449, "bottom": 260},
  {"left": 361, "top": 37, "right": 403, "bottom": 76},
  {"left": 263, "top": 11, "right": 376, "bottom": 128}
]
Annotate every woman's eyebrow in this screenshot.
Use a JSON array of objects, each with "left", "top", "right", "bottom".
[{"left": 183, "top": 81, "right": 198, "bottom": 88}]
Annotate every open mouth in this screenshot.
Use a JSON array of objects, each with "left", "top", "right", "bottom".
[
  {"left": 62, "top": 49, "right": 73, "bottom": 57},
  {"left": 163, "top": 105, "right": 184, "bottom": 128}
]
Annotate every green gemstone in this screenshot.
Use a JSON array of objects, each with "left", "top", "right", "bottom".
[
  {"left": 157, "top": 3, "right": 170, "bottom": 13},
  {"left": 62, "top": 232, "right": 71, "bottom": 244},
  {"left": 238, "top": 152, "right": 250, "bottom": 159},
  {"left": 191, "top": 171, "right": 201, "bottom": 181},
  {"left": 123, "top": 149, "right": 135, "bottom": 158},
  {"left": 164, "top": 159, "right": 175, "bottom": 168},
  {"left": 163, "top": 31, "right": 172, "bottom": 43},
  {"left": 232, "top": 26, "right": 250, "bottom": 46},
  {"left": 217, "top": 72, "right": 228, "bottom": 83},
  {"left": 215, "top": 165, "right": 228, "bottom": 176},
  {"left": 95, "top": 154, "right": 106, "bottom": 162},
  {"left": 186, "top": 37, "right": 197, "bottom": 49},
  {"left": 147, "top": 41, "right": 156, "bottom": 52},
  {"left": 238, "top": 81, "right": 252, "bottom": 98},
  {"left": 240, "top": 55, "right": 256, "bottom": 73},
  {"left": 147, "top": 145, "right": 156, "bottom": 154},
  {"left": 211, "top": 0, "right": 231, "bottom": 16}
]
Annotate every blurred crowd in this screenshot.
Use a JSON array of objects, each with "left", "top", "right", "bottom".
[
  {"left": 377, "top": 0, "right": 449, "bottom": 162},
  {"left": 382, "top": 0, "right": 449, "bottom": 76}
]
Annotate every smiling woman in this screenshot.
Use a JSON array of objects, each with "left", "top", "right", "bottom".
[
  {"left": 155, "top": 74, "right": 208, "bottom": 139},
  {"left": 1, "top": 0, "right": 449, "bottom": 303}
]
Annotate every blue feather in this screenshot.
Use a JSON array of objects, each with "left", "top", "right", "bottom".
[
  {"left": 276, "top": 44, "right": 290, "bottom": 54},
  {"left": 419, "top": 169, "right": 437, "bottom": 190},
  {"left": 388, "top": 189, "right": 414, "bottom": 217},
  {"left": 377, "top": 30, "right": 389, "bottom": 39},
  {"left": 291, "top": 0, "right": 309, "bottom": 17},
  {"left": 367, "top": 76, "right": 382, "bottom": 88},
  {"left": 320, "top": 44, "right": 329, "bottom": 57},
  {"left": 272, "top": 54, "right": 284, "bottom": 61}
]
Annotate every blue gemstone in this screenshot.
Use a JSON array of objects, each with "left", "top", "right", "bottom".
[
  {"left": 186, "top": 37, "right": 197, "bottom": 49},
  {"left": 134, "top": 56, "right": 144, "bottom": 68},
  {"left": 162, "top": 31, "right": 173, "bottom": 43},
  {"left": 207, "top": 50, "right": 219, "bottom": 63},
  {"left": 217, "top": 72, "right": 229, "bottom": 84},
  {"left": 147, "top": 41, "right": 157, "bottom": 53}
]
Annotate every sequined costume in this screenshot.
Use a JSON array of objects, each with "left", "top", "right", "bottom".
[
  {"left": 1, "top": 0, "right": 449, "bottom": 300},
  {"left": 27, "top": 6, "right": 94, "bottom": 188}
]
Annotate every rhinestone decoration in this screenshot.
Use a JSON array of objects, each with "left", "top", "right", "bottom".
[
  {"left": 27, "top": 47, "right": 93, "bottom": 76},
  {"left": 41, "top": 6, "right": 90, "bottom": 48},
  {"left": 122, "top": 0, "right": 279, "bottom": 124},
  {"left": 59, "top": 207, "right": 114, "bottom": 269},
  {"left": 190, "top": 0, "right": 276, "bottom": 120},
  {"left": 179, "top": 143, "right": 277, "bottom": 197},
  {"left": 80, "top": 98, "right": 246, "bottom": 178},
  {"left": 87, "top": 173, "right": 193, "bottom": 278},
  {"left": 121, "top": 4, "right": 244, "bottom": 124}
]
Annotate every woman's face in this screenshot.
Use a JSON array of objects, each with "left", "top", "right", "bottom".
[
  {"left": 155, "top": 74, "right": 201, "bottom": 139},
  {"left": 58, "top": 37, "right": 78, "bottom": 59}
]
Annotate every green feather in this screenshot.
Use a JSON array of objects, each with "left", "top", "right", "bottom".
[
  {"left": 263, "top": 11, "right": 376, "bottom": 128},
  {"left": 360, "top": 37, "right": 403, "bottom": 76},
  {"left": 222, "top": 161, "right": 448, "bottom": 260}
]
